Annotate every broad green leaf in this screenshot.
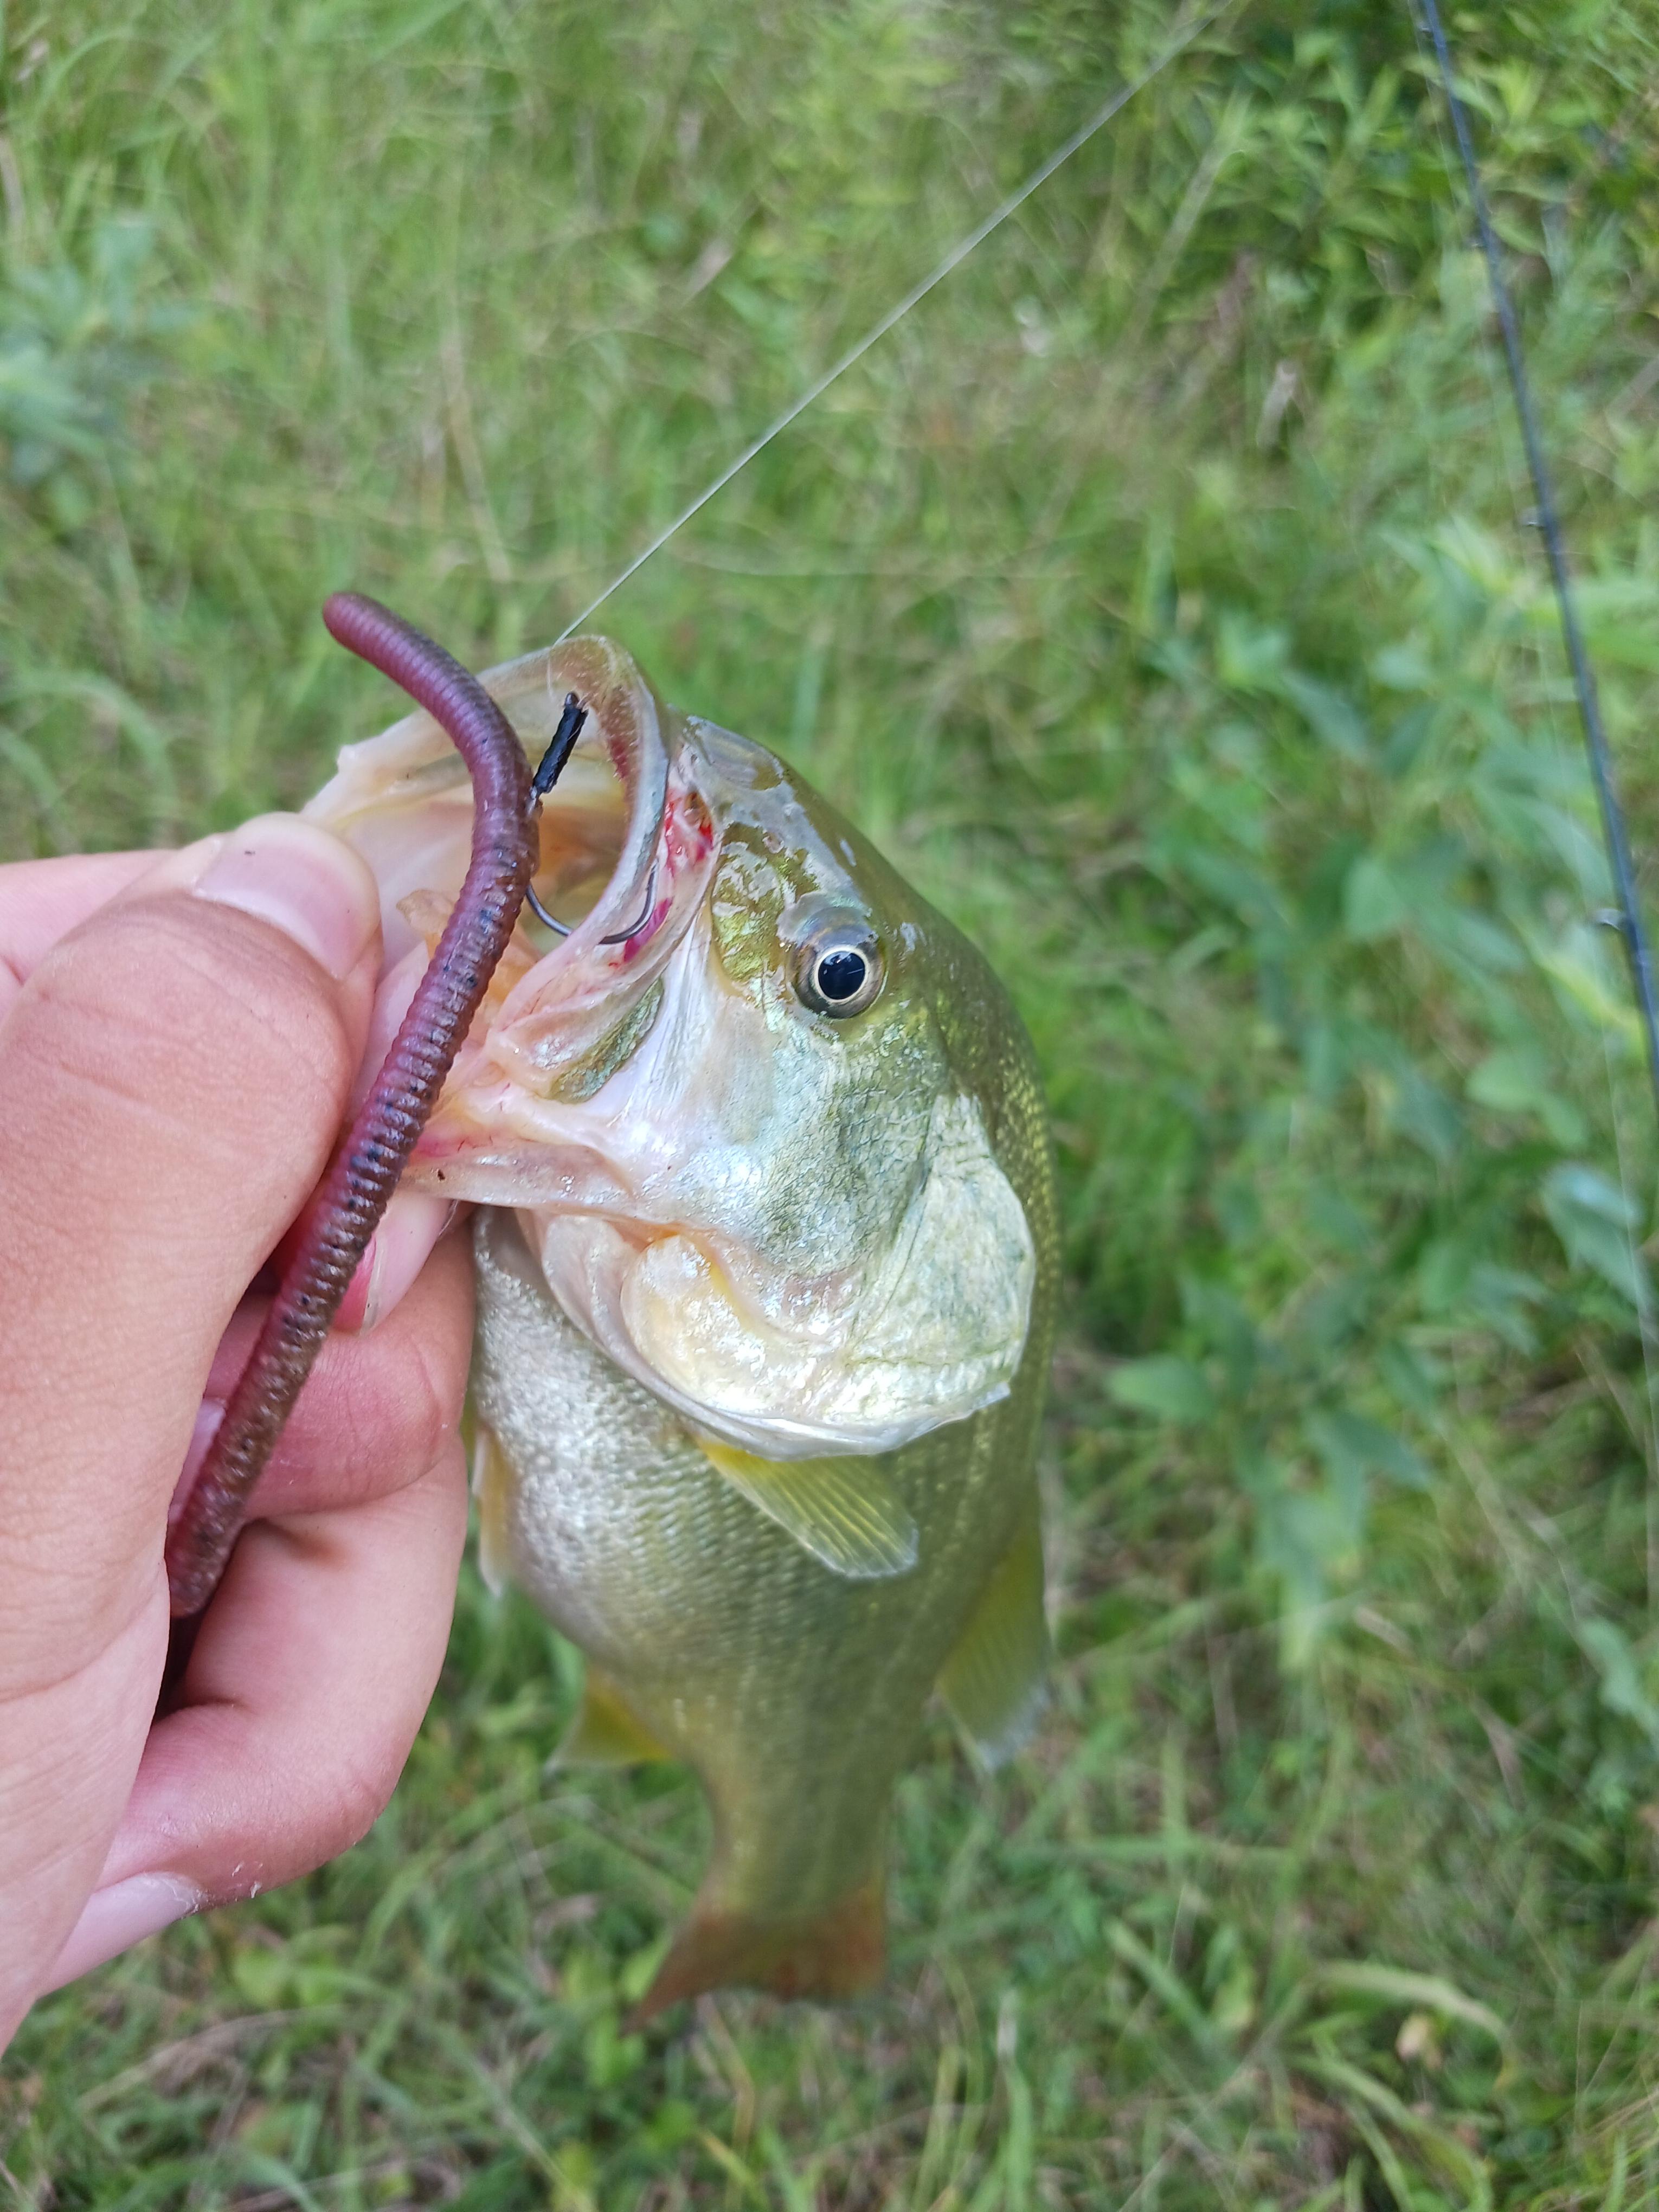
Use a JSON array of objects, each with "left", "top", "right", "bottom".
[
  {"left": 1251, "top": 1481, "right": 1351, "bottom": 1668},
  {"left": 1343, "top": 854, "right": 1410, "bottom": 941},
  {"left": 1541, "top": 1162, "right": 1650, "bottom": 1309},
  {"left": 1371, "top": 643, "right": 1435, "bottom": 692},
  {"left": 1278, "top": 670, "right": 1368, "bottom": 757},
  {"left": 1179, "top": 1275, "right": 1259, "bottom": 1365},
  {"left": 1467, "top": 1047, "right": 1587, "bottom": 1147},
  {"left": 1468, "top": 1046, "right": 1554, "bottom": 1113},
  {"left": 1467, "top": 1264, "right": 1548, "bottom": 1353},
  {"left": 1578, "top": 1619, "right": 1659, "bottom": 1752},
  {"left": 1305, "top": 1184, "right": 1372, "bottom": 1255},
  {"left": 1379, "top": 1341, "right": 1439, "bottom": 1418},
  {"left": 1527, "top": 922, "right": 1648, "bottom": 1049},
  {"left": 1378, "top": 702, "right": 1433, "bottom": 777},
  {"left": 1425, "top": 905, "right": 1524, "bottom": 975},
  {"left": 1214, "top": 610, "right": 1289, "bottom": 690},
  {"left": 1306, "top": 1409, "right": 1430, "bottom": 1494},
  {"left": 1108, "top": 1356, "right": 1213, "bottom": 1424},
  {"left": 1166, "top": 838, "right": 1286, "bottom": 931},
  {"left": 1385, "top": 1065, "right": 1463, "bottom": 1163}
]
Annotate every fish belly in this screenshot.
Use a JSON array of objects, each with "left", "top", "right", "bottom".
[{"left": 468, "top": 1206, "right": 1038, "bottom": 2001}]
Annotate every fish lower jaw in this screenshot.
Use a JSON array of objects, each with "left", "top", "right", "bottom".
[{"left": 397, "top": 1137, "right": 642, "bottom": 1213}]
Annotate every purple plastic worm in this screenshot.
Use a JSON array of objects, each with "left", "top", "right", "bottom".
[{"left": 164, "top": 591, "right": 539, "bottom": 1618}]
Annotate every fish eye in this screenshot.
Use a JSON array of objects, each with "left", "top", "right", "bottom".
[{"left": 793, "top": 919, "right": 885, "bottom": 1018}]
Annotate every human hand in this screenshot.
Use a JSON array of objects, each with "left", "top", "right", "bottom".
[{"left": 0, "top": 820, "right": 473, "bottom": 2046}]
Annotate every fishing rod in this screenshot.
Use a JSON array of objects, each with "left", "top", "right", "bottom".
[
  {"left": 1417, "top": 0, "right": 1659, "bottom": 1128},
  {"left": 554, "top": 0, "right": 1658, "bottom": 1128}
]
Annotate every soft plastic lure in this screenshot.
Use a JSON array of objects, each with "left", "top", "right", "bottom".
[{"left": 164, "top": 593, "right": 541, "bottom": 1617}]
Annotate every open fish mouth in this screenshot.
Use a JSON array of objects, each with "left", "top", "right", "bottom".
[{"left": 306, "top": 634, "right": 717, "bottom": 1202}]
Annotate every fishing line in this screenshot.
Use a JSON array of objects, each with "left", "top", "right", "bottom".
[
  {"left": 1417, "top": 0, "right": 1659, "bottom": 1127},
  {"left": 1413, "top": 0, "right": 1659, "bottom": 1599},
  {"left": 554, "top": 0, "right": 1232, "bottom": 643}
]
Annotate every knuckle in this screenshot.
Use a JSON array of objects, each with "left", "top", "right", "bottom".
[
  {"left": 330, "top": 1750, "right": 395, "bottom": 1855},
  {"left": 74, "top": 898, "right": 346, "bottom": 1102},
  {"left": 257, "top": 1284, "right": 470, "bottom": 1514},
  {"left": 349, "top": 1324, "right": 459, "bottom": 1498},
  {"left": 395, "top": 1319, "right": 467, "bottom": 1479},
  {"left": 352, "top": 1252, "right": 472, "bottom": 1490},
  {"left": 259, "top": 1737, "right": 394, "bottom": 1875}
]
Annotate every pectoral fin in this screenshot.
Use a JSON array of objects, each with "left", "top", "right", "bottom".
[
  {"left": 470, "top": 1423, "right": 515, "bottom": 1598},
  {"left": 698, "top": 1440, "right": 918, "bottom": 1580},
  {"left": 937, "top": 1496, "right": 1049, "bottom": 1765},
  {"left": 557, "top": 1668, "right": 670, "bottom": 1767}
]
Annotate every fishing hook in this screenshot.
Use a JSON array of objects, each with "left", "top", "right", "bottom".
[
  {"left": 522, "top": 691, "right": 659, "bottom": 946},
  {"left": 530, "top": 689, "right": 588, "bottom": 808},
  {"left": 526, "top": 862, "right": 659, "bottom": 946},
  {"left": 524, "top": 881, "right": 574, "bottom": 938},
  {"left": 524, "top": 689, "right": 588, "bottom": 938}
]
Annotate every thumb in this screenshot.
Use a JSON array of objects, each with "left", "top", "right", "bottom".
[
  {"left": 0, "top": 815, "right": 381, "bottom": 2018},
  {"left": 0, "top": 813, "right": 383, "bottom": 1661}
]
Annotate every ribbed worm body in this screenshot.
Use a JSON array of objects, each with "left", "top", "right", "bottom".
[{"left": 164, "top": 594, "right": 539, "bottom": 1618}]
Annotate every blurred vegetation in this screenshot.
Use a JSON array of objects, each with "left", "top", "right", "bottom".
[{"left": 6, "top": 0, "right": 1659, "bottom": 2203}]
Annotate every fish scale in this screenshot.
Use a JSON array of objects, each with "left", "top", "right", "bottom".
[{"left": 473, "top": 1206, "right": 1038, "bottom": 1914}]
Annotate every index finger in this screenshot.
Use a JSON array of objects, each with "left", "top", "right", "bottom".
[{"left": 0, "top": 852, "right": 163, "bottom": 1018}]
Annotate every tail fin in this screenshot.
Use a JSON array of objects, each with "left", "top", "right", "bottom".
[{"left": 630, "top": 1873, "right": 886, "bottom": 2025}]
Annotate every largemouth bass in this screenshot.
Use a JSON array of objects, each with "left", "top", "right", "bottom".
[{"left": 306, "top": 636, "right": 1058, "bottom": 2015}]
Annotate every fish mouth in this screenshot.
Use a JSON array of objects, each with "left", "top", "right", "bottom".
[
  {"left": 308, "top": 633, "right": 673, "bottom": 968},
  {"left": 509, "top": 634, "right": 672, "bottom": 958},
  {"left": 306, "top": 633, "right": 716, "bottom": 1195}
]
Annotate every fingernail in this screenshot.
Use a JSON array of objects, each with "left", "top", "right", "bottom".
[
  {"left": 170, "top": 1399, "right": 226, "bottom": 1525},
  {"left": 39, "top": 1874, "right": 204, "bottom": 1992},
  {"left": 188, "top": 815, "right": 380, "bottom": 981},
  {"left": 337, "top": 1191, "right": 458, "bottom": 1332}
]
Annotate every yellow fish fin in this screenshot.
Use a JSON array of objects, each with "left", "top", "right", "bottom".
[
  {"left": 471, "top": 1423, "right": 515, "bottom": 1598},
  {"left": 556, "top": 1667, "right": 671, "bottom": 1768},
  {"left": 697, "top": 1439, "right": 918, "bottom": 1581},
  {"left": 629, "top": 1872, "right": 886, "bottom": 2024},
  {"left": 936, "top": 1495, "right": 1049, "bottom": 1766}
]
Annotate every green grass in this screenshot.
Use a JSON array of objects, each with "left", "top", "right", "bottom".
[{"left": 7, "top": 0, "right": 1659, "bottom": 2202}]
